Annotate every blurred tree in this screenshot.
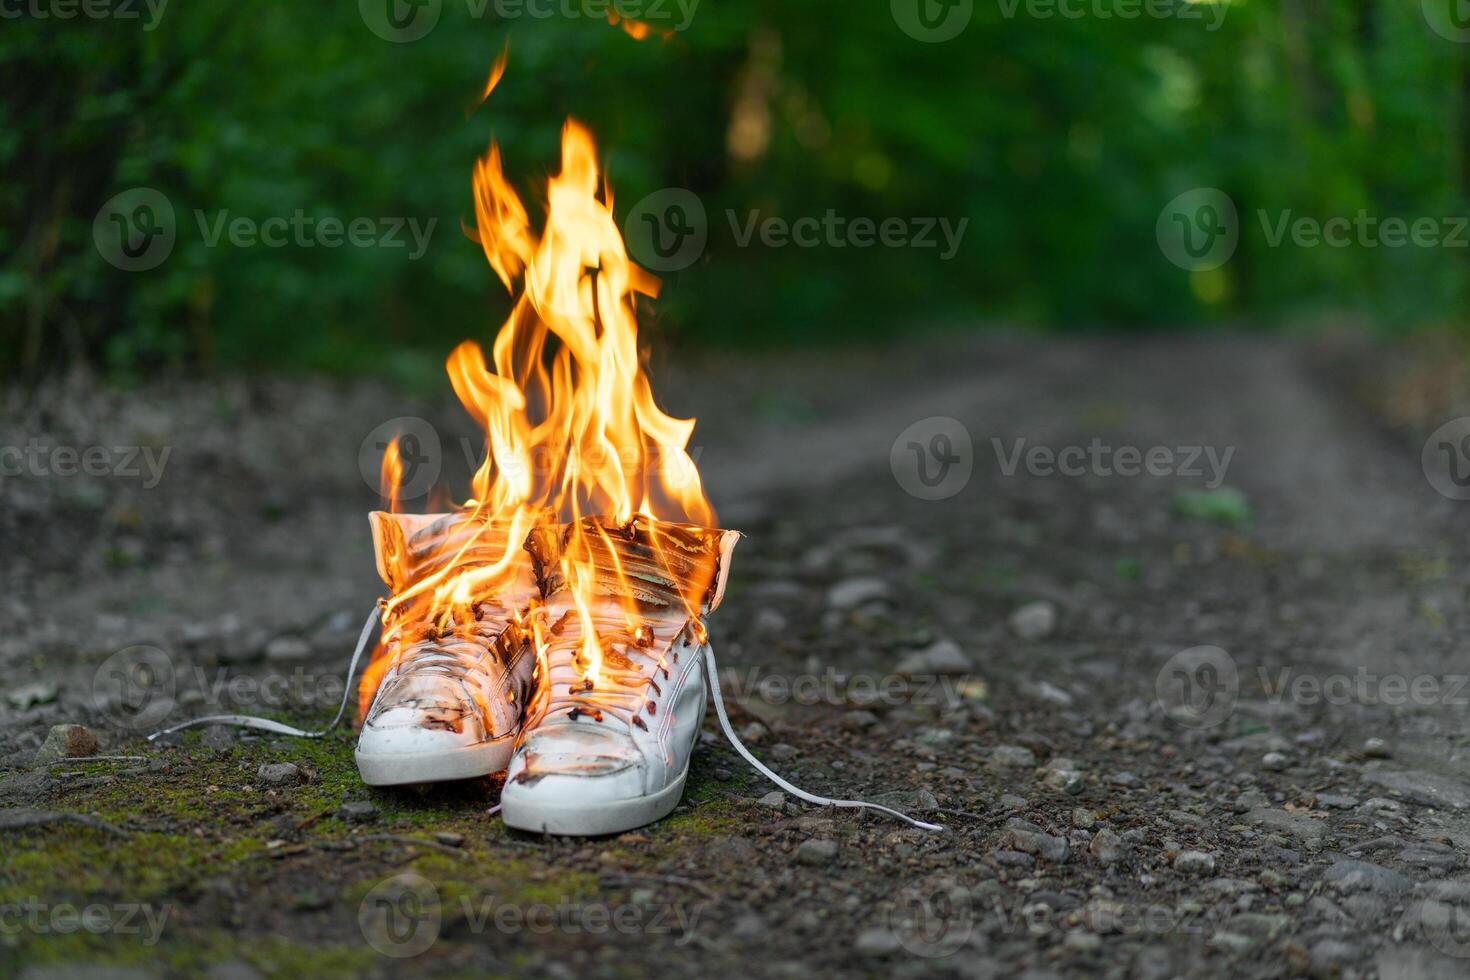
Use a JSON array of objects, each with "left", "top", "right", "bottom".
[{"left": 2, "top": 0, "right": 1466, "bottom": 378}]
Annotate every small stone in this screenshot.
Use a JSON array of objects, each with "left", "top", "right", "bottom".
[
  {"left": 1262, "top": 751, "right": 1289, "bottom": 772},
  {"left": 1009, "top": 600, "right": 1058, "bottom": 641},
  {"left": 990, "top": 745, "right": 1037, "bottom": 768},
  {"left": 1090, "top": 829, "right": 1126, "bottom": 867},
  {"left": 257, "top": 762, "right": 301, "bottom": 787},
  {"left": 7, "top": 682, "right": 59, "bottom": 711},
  {"left": 999, "top": 794, "right": 1028, "bottom": 811},
  {"left": 991, "top": 849, "right": 1035, "bottom": 868},
  {"left": 337, "top": 800, "right": 377, "bottom": 822},
  {"left": 1209, "top": 931, "right": 1257, "bottom": 955},
  {"left": 1071, "top": 808, "right": 1096, "bottom": 829},
  {"left": 33, "top": 725, "right": 99, "bottom": 765},
  {"left": 1174, "top": 850, "right": 1217, "bottom": 875},
  {"left": 739, "top": 721, "right": 768, "bottom": 742},
  {"left": 1062, "top": 929, "right": 1101, "bottom": 953},
  {"left": 853, "top": 927, "right": 901, "bottom": 956},
  {"left": 1360, "top": 768, "right": 1470, "bottom": 809},
  {"left": 796, "top": 838, "right": 839, "bottom": 866},
  {"left": 1001, "top": 818, "right": 1070, "bottom": 863},
  {"left": 1320, "top": 860, "right": 1412, "bottom": 895},
  {"left": 1314, "top": 793, "right": 1358, "bottom": 810},
  {"left": 758, "top": 791, "right": 786, "bottom": 811},
  {"left": 1362, "top": 737, "right": 1390, "bottom": 759},
  {"left": 264, "top": 636, "right": 313, "bottom": 661},
  {"left": 435, "top": 832, "right": 464, "bottom": 847},
  {"left": 826, "top": 577, "right": 892, "bottom": 611},
  {"left": 1245, "top": 807, "right": 1327, "bottom": 842},
  {"left": 769, "top": 743, "right": 798, "bottom": 761},
  {"left": 1307, "top": 939, "right": 1358, "bottom": 978}
]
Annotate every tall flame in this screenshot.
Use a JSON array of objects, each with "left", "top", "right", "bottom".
[{"left": 365, "top": 54, "right": 713, "bottom": 713}]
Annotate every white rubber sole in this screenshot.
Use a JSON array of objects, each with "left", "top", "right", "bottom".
[
  {"left": 500, "top": 760, "right": 691, "bottom": 836},
  {"left": 354, "top": 737, "right": 515, "bottom": 787}
]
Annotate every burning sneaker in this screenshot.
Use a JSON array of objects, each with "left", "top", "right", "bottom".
[
  {"left": 150, "top": 509, "right": 543, "bottom": 785},
  {"left": 354, "top": 510, "right": 541, "bottom": 786},
  {"left": 500, "top": 517, "right": 737, "bottom": 835}
]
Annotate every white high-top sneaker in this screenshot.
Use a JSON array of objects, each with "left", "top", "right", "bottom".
[
  {"left": 500, "top": 519, "right": 738, "bottom": 835},
  {"left": 354, "top": 511, "right": 540, "bottom": 786}
]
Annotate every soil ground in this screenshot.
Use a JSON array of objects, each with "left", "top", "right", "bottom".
[{"left": 4, "top": 331, "right": 1470, "bottom": 979}]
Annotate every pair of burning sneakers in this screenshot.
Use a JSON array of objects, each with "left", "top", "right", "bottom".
[
  {"left": 155, "top": 511, "right": 940, "bottom": 836},
  {"left": 354, "top": 510, "right": 737, "bottom": 835}
]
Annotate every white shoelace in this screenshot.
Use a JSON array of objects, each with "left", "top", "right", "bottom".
[
  {"left": 146, "top": 603, "right": 946, "bottom": 832},
  {"left": 703, "top": 646, "right": 945, "bottom": 832},
  {"left": 147, "top": 606, "right": 381, "bottom": 741}
]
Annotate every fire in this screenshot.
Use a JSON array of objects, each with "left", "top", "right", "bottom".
[{"left": 360, "top": 55, "right": 714, "bottom": 717}]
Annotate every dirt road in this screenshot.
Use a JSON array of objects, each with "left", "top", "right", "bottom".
[{"left": 4, "top": 332, "right": 1470, "bottom": 978}]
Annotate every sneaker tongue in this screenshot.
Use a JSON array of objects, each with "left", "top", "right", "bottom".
[{"left": 368, "top": 511, "right": 538, "bottom": 600}]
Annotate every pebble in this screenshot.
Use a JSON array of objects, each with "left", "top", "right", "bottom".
[
  {"left": 1308, "top": 939, "right": 1359, "bottom": 978},
  {"left": 796, "top": 839, "right": 839, "bottom": 866},
  {"left": 264, "top": 636, "right": 312, "bottom": 660},
  {"left": 1173, "top": 850, "right": 1216, "bottom": 875},
  {"left": 990, "top": 745, "right": 1037, "bottom": 768},
  {"left": 1090, "top": 829, "right": 1126, "bottom": 867},
  {"left": 1360, "top": 768, "right": 1470, "bottom": 809},
  {"left": 853, "top": 927, "right": 901, "bottom": 956},
  {"left": 1314, "top": 793, "right": 1358, "bottom": 810},
  {"left": 826, "top": 577, "right": 892, "bottom": 611},
  {"left": 1001, "top": 818, "right": 1071, "bottom": 863},
  {"left": 895, "top": 638, "right": 973, "bottom": 676},
  {"left": 337, "top": 800, "right": 377, "bottom": 822},
  {"left": 435, "top": 832, "right": 464, "bottom": 847},
  {"left": 768, "top": 743, "right": 798, "bottom": 761},
  {"left": 1261, "top": 751, "right": 1289, "bottom": 772},
  {"left": 33, "top": 724, "right": 99, "bottom": 765},
  {"left": 1071, "top": 808, "right": 1096, "bottom": 829},
  {"left": 1245, "top": 807, "right": 1327, "bottom": 843},
  {"left": 758, "top": 791, "right": 786, "bottom": 811},
  {"left": 1320, "top": 860, "right": 1412, "bottom": 895},
  {"left": 1362, "top": 737, "right": 1390, "bottom": 759},
  {"left": 256, "top": 762, "right": 301, "bottom": 787},
  {"left": 1009, "top": 600, "right": 1058, "bottom": 640}
]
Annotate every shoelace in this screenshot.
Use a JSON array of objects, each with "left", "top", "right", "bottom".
[
  {"left": 148, "top": 603, "right": 946, "bottom": 832},
  {"left": 704, "top": 645, "right": 944, "bottom": 832},
  {"left": 147, "top": 606, "right": 381, "bottom": 740},
  {"left": 534, "top": 608, "right": 944, "bottom": 832}
]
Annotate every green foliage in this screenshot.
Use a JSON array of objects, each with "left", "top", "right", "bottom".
[{"left": 3, "top": 1, "right": 1468, "bottom": 377}]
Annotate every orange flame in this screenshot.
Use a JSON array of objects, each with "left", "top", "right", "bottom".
[
  {"left": 380, "top": 436, "right": 404, "bottom": 513},
  {"left": 365, "top": 56, "right": 713, "bottom": 713}
]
